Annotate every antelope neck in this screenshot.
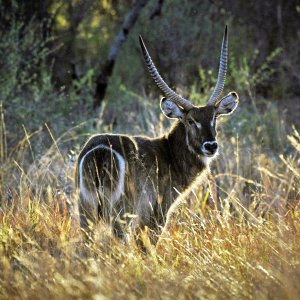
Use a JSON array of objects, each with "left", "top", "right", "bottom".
[{"left": 166, "top": 121, "right": 206, "bottom": 184}]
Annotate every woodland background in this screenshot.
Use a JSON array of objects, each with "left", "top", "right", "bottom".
[
  {"left": 0, "top": 1, "right": 299, "bottom": 299},
  {"left": 1, "top": 0, "right": 299, "bottom": 149}
]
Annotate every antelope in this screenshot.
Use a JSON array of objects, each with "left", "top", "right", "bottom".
[{"left": 75, "top": 26, "right": 239, "bottom": 241}]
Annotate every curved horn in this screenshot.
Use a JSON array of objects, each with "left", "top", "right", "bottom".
[
  {"left": 207, "top": 26, "right": 228, "bottom": 106},
  {"left": 139, "top": 36, "right": 194, "bottom": 111}
]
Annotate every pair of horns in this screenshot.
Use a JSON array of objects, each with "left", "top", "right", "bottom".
[{"left": 139, "top": 26, "right": 228, "bottom": 110}]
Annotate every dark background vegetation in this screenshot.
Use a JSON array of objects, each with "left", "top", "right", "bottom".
[
  {"left": 0, "top": 0, "right": 299, "bottom": 180},
  {"left": 0, "top": 0, "right": 300, "bottom": 138}
]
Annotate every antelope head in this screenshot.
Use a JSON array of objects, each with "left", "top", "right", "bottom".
[{"left": 140, "top": 26, "right": 239, "bottom": 158}]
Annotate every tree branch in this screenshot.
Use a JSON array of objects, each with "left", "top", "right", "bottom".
[
  {"left": 150, "top": 0, "right": 164, "bottom": 20},
  {"left": 93, "top": 0, "right": 149, "bottom": 109}
]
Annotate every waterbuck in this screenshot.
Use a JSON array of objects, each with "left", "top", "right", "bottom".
[{"left": 75, "top": 26, "right": 239, "bottom": 241}]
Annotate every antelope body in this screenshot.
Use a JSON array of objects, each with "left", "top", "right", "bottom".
[{"left": 76, "top": 26, "right": 239, "bottom": 239}]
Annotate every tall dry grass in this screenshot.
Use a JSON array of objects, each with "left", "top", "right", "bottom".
[{"left": 0, "top": 109, "right": 299, "bottom": 299}]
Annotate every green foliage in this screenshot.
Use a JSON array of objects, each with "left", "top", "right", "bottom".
[
  {"left": 229, "top": 47, "right": 283, "bottom": 95},
  {"left": 1, "top": 0, "right": 298, "bottom": 153},
  {"left": 222, "top": 102, "right": 285, "bottom": 153},
  {"left": 0, "top": 8, "right": 95, "bottom": 150}
]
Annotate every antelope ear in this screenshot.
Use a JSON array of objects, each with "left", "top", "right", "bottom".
[
  {"left": 160, "top": 97, "right": 185, "bottom": 119},
  {"left": 215, "top": 92, "right": 239, "bottom": 116}
]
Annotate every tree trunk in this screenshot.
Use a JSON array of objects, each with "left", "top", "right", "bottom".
[
  {"left": 150, "top": 0, "right": 164, "bottom": 20},
  {"left": 93, "top": 0, "right": 149, "bottom": 109}
]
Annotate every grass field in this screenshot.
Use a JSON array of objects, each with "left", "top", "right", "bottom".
[
  {"left": 1, "top": 1, "right": 299, "bottom": 299},
  {"left": 0, "top": 110, "right": 299, "bottom": 299}
]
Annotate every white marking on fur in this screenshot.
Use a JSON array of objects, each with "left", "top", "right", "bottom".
[
  {"left": 186, "top": 134, "right": 197, "bottom": 156},
  {"left": 185, "top": 127, "right": 219, "bottom": 166},
  {"left": 79, "top": 145, "right": 125, "bottom": 209},
  {"left": 79, "top": 149, "right": 98, "bottom": 204},
  {"left": 201, "top": 156, "right": 214, "bottom": 166},
  {"left": 211, "top": 113, "right": 216, "bottom": 127},
  {"left": 196, "top": 122, "right": 202, "bottom": 129},
  {"left": 201, "top": 150, "right": 219, "bottom": 166},
  {"left": 109, "top": 146, "right": 125, "bottom": 205}
]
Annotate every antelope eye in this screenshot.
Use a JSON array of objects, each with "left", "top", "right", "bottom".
[{"left": 188, "top": 119, "right": 194, "bottom": 125}]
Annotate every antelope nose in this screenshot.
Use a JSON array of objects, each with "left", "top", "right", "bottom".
[{"left": 203, "top": 141, "right": 218, "bottom": 154}]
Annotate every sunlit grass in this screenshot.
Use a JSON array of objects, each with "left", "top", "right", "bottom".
[
  {"left": 1, "top": 187, "right": 299, "bottom": 298},
  {"left": 0, "top": 118, "right": 299, "bottom": 299}
]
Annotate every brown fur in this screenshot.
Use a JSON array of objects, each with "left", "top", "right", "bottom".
[{"left": 75, "top": 103, "right": 238, "bottom": 240}]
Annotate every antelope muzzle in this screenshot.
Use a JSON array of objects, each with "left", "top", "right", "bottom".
[{"left": 202, "top": 141, "right": 218, "bottom": 156}]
